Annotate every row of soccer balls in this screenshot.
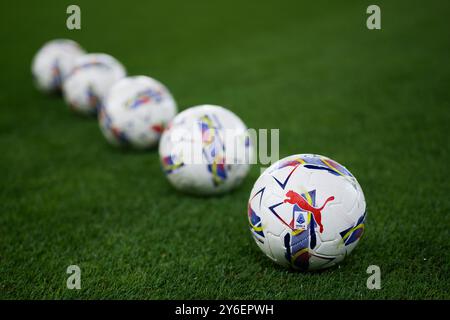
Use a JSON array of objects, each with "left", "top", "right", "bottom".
[{"left": 32, "top": 39, "right": 367, "bottom": 271}]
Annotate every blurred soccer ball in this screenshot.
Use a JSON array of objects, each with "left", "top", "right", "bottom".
[
  {"left": 248, "top": 154, "right": 366, "bottom": 271},
  {"left": 62, "top": 53, "right": 126, "bottom": 115},
  {"left": 159, "top": 104, "right": 253, "bottom": 195},
  {"left": 31, "top": 39, "right": 85, "bottom": 92},
  {"left": 99, "top": 76, "right": 177, "bottom": 149}
]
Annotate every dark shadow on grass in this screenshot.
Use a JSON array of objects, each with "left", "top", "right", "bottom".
[
  {"left": 243, "top": 237, "right": 345, "bottom": 275},
  {"left": 101, "top": 142, "right": 159, "bottom": 155},
  {"left": 91, "top": 130, "right": 162, "bottom": 155},
  {"left": 35, "top": 88, "right": 63, "bottom": 99}
]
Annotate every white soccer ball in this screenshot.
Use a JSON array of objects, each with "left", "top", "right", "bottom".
[
  {"left": 159, "top": 104, "right": 253, "bottom": 195},
  {"left": 99, "top": 76, "right": 177, "bottom": 149},
  {"left": 62, "top": 53, "right": 126, "bottom": 115},
  {"left": 31, "top": 39, "right": 85, "bottom": 92},
  {"left": 248, "top": 154, "right": 366, "bottom": 271}
]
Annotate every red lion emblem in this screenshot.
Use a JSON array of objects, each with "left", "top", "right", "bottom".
[{"left": 284, "top": 190, "right": 335, "bottom": 233}]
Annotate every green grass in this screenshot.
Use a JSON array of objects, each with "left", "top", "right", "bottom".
[{"left": 0, "top": 0, "right": 449, "bottom": 299}]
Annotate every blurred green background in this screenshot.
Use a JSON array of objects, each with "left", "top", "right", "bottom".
[{"left": 0, "top": 0, "right": 449, "bottom": 299}]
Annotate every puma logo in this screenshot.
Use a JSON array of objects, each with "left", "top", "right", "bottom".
[{"left": 284, "top": 190, "right": 335, "bottom": 233}]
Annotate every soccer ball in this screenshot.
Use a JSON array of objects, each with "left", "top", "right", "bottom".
[
  {"left": 248, "top": 154, "right": 366, "bottom": 271},
  {"left": 31, "top": 39, "right": 85, "bottom": 92},
  {"left": 62, "top": 53, "right": 126, "bottom": 115},
  {"left": 99, "top": 76, "right": 177, "bottom": 149},
  {"left": 159, "top": 104, "right": 253, "bottom": 195}
]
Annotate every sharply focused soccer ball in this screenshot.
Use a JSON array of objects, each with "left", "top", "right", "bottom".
[
  {"left": 159, "top": 104, "right": 253, "bottom": 195},
  {"left": 31, "top": 39, "right": 85, "bottom": 92},
  {"left": 248, "top": 154, "right": 366, "bottom": 271},
  {"left": 62, "top": 53, "right": 126, "bottom": 115},
  {"left": 99, "top": 76, "right": 177, "bottom": 149}
]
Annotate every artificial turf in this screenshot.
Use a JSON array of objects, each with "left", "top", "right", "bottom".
[{"left": 0, "top": 0, "right": 449, "bottom": 299}]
